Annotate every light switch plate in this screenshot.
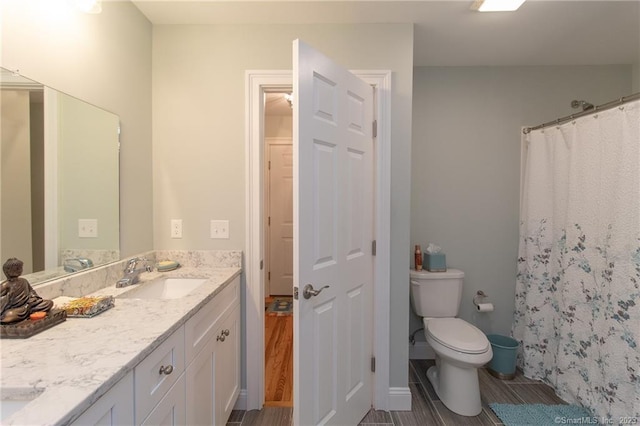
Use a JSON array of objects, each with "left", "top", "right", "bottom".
[
  {"left": 78, "top": 219, "right": 98, "bottom": 238},
  {"left": 210, "top": 220, "right": 229, "bottom": 239}
]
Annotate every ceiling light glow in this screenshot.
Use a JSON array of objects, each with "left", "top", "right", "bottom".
[
  {"left": 72, "top": 0, "right": 102, "bottom": 14},
  {"left": 472, "top": 0, "right": 526, "bottom": 12}
]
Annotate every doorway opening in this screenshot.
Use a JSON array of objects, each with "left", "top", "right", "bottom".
[
  {"left": 245, "top": 70, "right": 393, "bottom": 413},
  {"left": 263, "top": 90, "right": 294, "bottom": 407}
]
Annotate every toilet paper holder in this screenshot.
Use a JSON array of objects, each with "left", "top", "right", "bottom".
[
  {"left": 473, "top": 290, "right": 487, "bottom": 306},
  {"left": 473, "top": 290, "right": 494, "bottom": 312}
]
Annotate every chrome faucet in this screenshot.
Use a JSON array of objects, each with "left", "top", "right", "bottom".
[
  {"left": 63, "top": 257, "right": 94, "bottom": 273},
  {"left": 116, "top": 257, "right": 153, "bottom": 288}
]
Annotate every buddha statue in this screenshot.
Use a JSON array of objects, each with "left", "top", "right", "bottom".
[{"left": 1, "top": 258, "right": 53, "bottom": 324}]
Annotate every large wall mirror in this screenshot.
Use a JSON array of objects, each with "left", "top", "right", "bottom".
[{"left": 0, "top": 68, "right": 120, "bottom": 286}]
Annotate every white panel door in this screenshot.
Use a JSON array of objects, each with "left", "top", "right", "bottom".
[
  {"left": 293, "top": 39, "right": 374, "bottom": 426},
  {"left": 268, "top": 141, "right": 294, "bottom": 296}
]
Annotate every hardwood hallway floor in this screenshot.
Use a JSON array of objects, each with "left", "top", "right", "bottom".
[
  {"left": 264, "top": 314, "right": 293, "bottom": 407},
  {"left": 264, "top": 297, "right": 293, "bottom": 407}
]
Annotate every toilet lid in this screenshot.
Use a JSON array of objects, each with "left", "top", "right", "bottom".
[{"left": 425, "top": 318, "right": 489, "bottom": 354}]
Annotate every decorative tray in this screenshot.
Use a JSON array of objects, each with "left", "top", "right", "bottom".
[
  {"left": 0, "top": 309, "right": 67, "bottom": 339},
  {"left": 58, "top": 296, "right": 115, "bottom": 318}
]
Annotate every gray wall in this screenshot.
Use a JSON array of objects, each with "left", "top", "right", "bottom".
[
  {"left": 58, "top": 93, "right": 119, "bottom": 252},
  {"left": 410, "top": 65, "right": 633, "bottom": 349},
  {"left": 0, "top": 90, "right": 33, "bottom": 272},
  {"left": 152, "top": 23, "right": 414, "bottom": 389},
  {"left": 1, "top": 0, "right": 153, "bottom": 258}
]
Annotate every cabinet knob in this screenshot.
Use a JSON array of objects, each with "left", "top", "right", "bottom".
[
  {"left": 217, "top": 334, "right": 226, "bottom": 342},
  {"left": 222, "top": 329, "right": 230, "bottom": 337},
  {"left": 159, "top": 365, "right": 174, "bottom": 375}
]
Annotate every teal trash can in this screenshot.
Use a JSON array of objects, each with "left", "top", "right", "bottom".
[{"left": 487, "top": 334, "right": 519, "bottom": 380}]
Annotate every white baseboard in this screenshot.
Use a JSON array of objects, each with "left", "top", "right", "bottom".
[
  {"left": 236, "top": 385, "right": 413, "bottom": 412},
  {"left": 388, "top": 387, "right": 412, "bottom": 411},
  {"left": 234, "top": 389, "right": 248, "bottom": 410},
  {"left": 409, "top": 341, "right": 435, "bottom": 360}
]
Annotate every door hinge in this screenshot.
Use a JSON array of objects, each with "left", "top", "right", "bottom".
[
  {"left": 268, "top": 160, "right": 271, "bottom": 170},
  {"left": 268, "top": 271, "right": 271, "bottom": 281},
  {"left": 260, "top": 260, "right": 264, "bottom": 270},
  {"left": 371, "top": 356, "right": 376, "bottom": 373},
  {"left": 372, "top": 240, "right": 377, "bottom": 256},
  {"left": 293, "top": 286, "right": 299, "bottom": 300},
  {"left": 268, "top": 216, "right": 271, "bottom": 226},
  {"left": 372, "top": 120, "right": 377, "bottom": 138}
]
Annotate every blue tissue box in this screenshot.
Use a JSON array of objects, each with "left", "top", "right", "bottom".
[{"left": 425, "top": 253, "right": 446, "bottom": 272}]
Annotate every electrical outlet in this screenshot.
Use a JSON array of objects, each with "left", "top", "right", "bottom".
[
  {"left": 171, "top": 219, "right": 182, "bottom": 238},
  {"left": 78, "top": 219, "right": 98, "bottom": 238},
  {"left": 210, "top": 220, "right": 229, "bottom": 239}
]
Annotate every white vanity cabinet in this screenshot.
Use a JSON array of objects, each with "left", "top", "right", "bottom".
[
  {"left": 71, "top": 329, "right": 186, "bottom": 426},
  {"left": 71, "top": 276, "right": 241, "bottom": 426},
  {"left": 71, "top": 371, "right": 134, "bottom": 425},
  {"left": 185, "top": 276, "right": 240, "bottom": 425}
]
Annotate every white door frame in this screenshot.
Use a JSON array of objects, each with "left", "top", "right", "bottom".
[
  {"left": 244, "top": 69, "right": 391, "bottom": 411},
  {"left": 43, "top": 87, "right": 59, "bottom": 270}
]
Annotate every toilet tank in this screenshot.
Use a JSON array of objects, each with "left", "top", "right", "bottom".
[{"left": 410, "top": 269, "right": 465, "bottom": 317}]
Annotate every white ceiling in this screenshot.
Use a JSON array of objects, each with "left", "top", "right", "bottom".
[
  {"left": 131, "top": 0, "right": 639, "bottom": 67},
  {"left": 266, "top": 92, "right": 294, "bottom": 116}
]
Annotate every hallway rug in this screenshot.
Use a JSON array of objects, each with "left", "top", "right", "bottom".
[
  {"left": 266, "top": 298, "right": 293, "bottom": 316},
  {"left": 489, "top": 403, "right": 592, "bottom": 426}
]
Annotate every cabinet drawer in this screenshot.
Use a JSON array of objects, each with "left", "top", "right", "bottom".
[
  {"left": 134, "top": 327, "right": 185, "bottom": 423},
  {"left": 185, "top": 276, "right": 239, "bottom": 364}
]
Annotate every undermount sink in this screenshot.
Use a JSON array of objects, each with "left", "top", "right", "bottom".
[
  {"left": 1, "top": 388, "right": 44, "bottom": 421},
  {"left": 119, "top": 277, "right": 207, "bottom": 300}
]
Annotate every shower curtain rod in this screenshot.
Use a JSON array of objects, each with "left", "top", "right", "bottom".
[{"left": 523, "top": 92, "right": 640, "bottom": 134}]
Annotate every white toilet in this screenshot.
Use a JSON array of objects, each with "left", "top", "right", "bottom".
[{"left": 410, "top": 268, "right": 492, "bottom": 416}]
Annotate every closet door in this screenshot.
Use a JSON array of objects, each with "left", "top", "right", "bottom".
[{"left": 267, "top": 139, "right": 293, "bottom": 296}]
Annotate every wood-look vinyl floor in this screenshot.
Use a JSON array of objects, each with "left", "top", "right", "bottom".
[{"left": 228, "top": 359, "right": 568, "bottom": 426}]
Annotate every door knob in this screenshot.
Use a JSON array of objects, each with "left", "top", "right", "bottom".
[{"left": 303, "top": 284, "right": 330, "bottom": 299}]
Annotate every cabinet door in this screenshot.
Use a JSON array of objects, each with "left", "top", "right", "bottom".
[
  {"left": 140, "top": 374, "right": 186, "bottom": 426},
  {"left": 135, "top": 327, "right": 185, "bottom": 423},
  {"left": 72, "top": 372, "right": 134, "bottom": 425},
  {"left": 185, "top": 337, "right": 215, "bottom": 425},
  {"left": 185, "top": 276, "right": 240, "bottom": 364},
  {"left": 215, "top": 304, "right": 241, "bottom": 426}
]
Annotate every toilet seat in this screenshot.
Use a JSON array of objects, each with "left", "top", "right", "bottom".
[{"left": 424, "top": 318, "right": 489, "bottom": 354}]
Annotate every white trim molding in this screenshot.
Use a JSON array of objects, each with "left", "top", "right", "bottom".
[
  {"left": 43, "top": 87, "right": 59, "bottom": 270},
  {"left": 245, "top": 69, "right": 393, "bottom": 411},
  {"left": 245, "top": 70, "right": 292, "bottom": 410},
  {"left": 234, "top": 389, "right": 248, "bottom": 411},
  {"left": 389, "top": 387, "right": 413, "bottom": 411},
  {"left": 354, "top": 70, "right": 393, "bottom": 411}
]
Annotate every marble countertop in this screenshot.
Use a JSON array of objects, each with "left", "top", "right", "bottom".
[{"left": 0, "top": 266, "right": 241, "bottom": 426}]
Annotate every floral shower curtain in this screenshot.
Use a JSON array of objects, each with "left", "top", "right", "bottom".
[{"left": 513, "top": 99, "right": 640, "bottom": 420}]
